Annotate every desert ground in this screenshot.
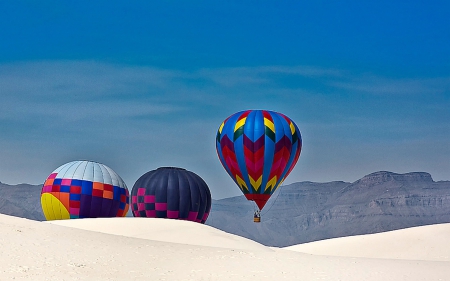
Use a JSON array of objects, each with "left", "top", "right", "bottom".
[{"left": 1, "top": 214, "right": 449, "bottom": 280}]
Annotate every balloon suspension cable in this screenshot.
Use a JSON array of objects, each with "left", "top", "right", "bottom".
[{"left": 260, "top": 182, "right": 283, "bottom": 217}]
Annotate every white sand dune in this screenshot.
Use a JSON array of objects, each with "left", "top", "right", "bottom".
[
  {"left": 284, "top": 223, "right": 450, "bottom": 262},
  {"left": 47, "top": 217, "right": 269, "bottom": 251},
  {"left": 1, "top": 214, "right": 450, "bottom": 280}
]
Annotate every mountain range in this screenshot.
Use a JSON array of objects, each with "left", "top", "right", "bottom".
[
  {"left": 205, "top": 171, "right": 450, "bottom": 246},
  {"left": 0, "top": 181, "right": 44, "bottom": 220},
  {"left": 1, "top": 171, "right": 450, "bottom": 247}
]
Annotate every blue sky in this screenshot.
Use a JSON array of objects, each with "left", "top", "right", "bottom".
[{"left": 1, "top": 1, "right": 449, "bottom": 199}]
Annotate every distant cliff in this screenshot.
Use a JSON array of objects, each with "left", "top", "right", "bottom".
[
  {"left": 206, "top": 171, "right": 450, "bottom": 246},
  {"left": 1, "top": 171, "right": 450, "bottom": 247},
  {"left": 0, "top": 182, "right": 44, "bottom": 220}
]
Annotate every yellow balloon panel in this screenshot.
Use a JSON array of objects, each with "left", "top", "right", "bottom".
[
  {"left": 41, "top": 193, "right": 70, "bottom": 220},
  {"left": 122, "top": 201, "right": 129, "bottom": 217}
]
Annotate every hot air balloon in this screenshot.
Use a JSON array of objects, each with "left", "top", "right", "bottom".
[
  {"left": 130, "top": 167, "right": 212, "bottom": 224},
  {"left": 216, "top": 110, "right": 302, "bottom": 221},
  {"left": 41, "top": 160, "right": 129, "bottom": 220}
]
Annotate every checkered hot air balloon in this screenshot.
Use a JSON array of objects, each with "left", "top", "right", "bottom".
[
  {"left": 130, "top": 167, "right": 212, "bottom": 224},
  {"left": 216, "top": 110, "right": 302, "bottom": 211},
  {"left": 41, "top": 160, "right": 129, "bottom": 220}
]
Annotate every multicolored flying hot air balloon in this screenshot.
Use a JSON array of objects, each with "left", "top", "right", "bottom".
[
  {"left": 216, "top": 110, "right": 302, "bottom": 211},
  {"left": 131, "top": 167, "right": 212, "bottom": 224},
  {"left": 41, "top": 160, "right": 129, "bottom": 220}
]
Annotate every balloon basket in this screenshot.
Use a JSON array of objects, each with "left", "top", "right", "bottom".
[{"left": 253, "top": 217, "right": 261, "bottom": 223}]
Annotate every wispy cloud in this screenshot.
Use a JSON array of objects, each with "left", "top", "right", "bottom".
[
  {"left": 329, "top": 75, "right": 450, "bottom": 95},
  {"left": 0, "top": 60, "right": 449, "bottom": 188},
  {"left": 0, "top": 61, "right": 186, "bottom": 121},
  {"left": 0, "top": 61, "right": 181, "bottom": 101},
  {"left": 2, "top": 60, "right": 448, "bottom": 122},
  {"left": 195, "top": 65, "right": 343, "bottom": 87}
]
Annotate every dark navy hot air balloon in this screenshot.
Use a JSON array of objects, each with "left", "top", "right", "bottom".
[
  {"left": 216, "top": 110, "right": 302, "bottom": 213},
  {"left": 130, "top": 167, "right": 212, "bottom": 224}
]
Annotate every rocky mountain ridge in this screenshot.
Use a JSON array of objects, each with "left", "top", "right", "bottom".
[
  {"left": 206, "top": 171, "right": 450, "bottom": 246},
  {"left": 1, "top": 171, "right": 449, "bottom": 246},
  {"left": 0, "top": 182, "right": 44, "bottom": 220}
]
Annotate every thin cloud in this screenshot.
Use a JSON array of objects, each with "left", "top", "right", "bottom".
[
  {"left": 0, "top": 61, "right": 186, "bottom": 120},
  {"left": 196, "top": 65, "right": 343, "bottom": 87},
  {"left": 0, "top": 60, "right": 179, "bottom": 99},
  {"left": 253, "top": 65, "right": 343, "bottom": 77},
  {"left": 330, "top": 75, "right": 450, "bottom": 95},
  {"left": 1, "top": 60, "right": 449, "bottom": 188}
]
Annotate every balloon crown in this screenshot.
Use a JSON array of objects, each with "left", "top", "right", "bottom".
[{"left": 157, "top": 167, "right": 186, "bottom": 171}]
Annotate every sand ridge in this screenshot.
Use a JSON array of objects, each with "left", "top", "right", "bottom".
[
  {"left": 46, "top": 217, "right": 270, "bottom": 251},
  {"left": 284, "top": 223, "right": 450, "bottom": 261},
  {"left": 1, "top": 214, "right": 449, "bottom": 280}
]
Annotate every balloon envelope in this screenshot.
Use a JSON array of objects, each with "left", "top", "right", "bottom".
[
  {"left": 131, "top": 167, "right": 212, "bottom": 224},
  {"left": 216, "top": 110, "right": 302, "bottom": 210},
  {"left": 41, "top": 160, "right": 129, "bottom": 220}
]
